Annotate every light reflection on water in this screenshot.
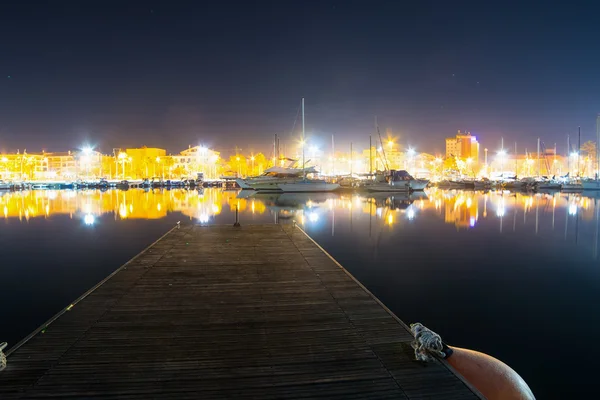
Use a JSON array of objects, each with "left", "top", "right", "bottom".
[
  {"left": 2, "top": 188, "right": 600, "bottom": 398},
  {"left": 2, "top": 188, "right": 599, "bottom": 243}
]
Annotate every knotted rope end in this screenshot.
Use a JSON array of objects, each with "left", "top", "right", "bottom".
[
  {"left": 0, "top": 342, "right": 7, "bottom": 372},
  {"left": 410, "top": 323, "right": 447, "bottom": 362}
]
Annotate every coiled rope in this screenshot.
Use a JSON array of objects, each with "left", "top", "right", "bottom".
[
  {"left": 0, "top": 342, "right": 7, "bottom": 371},
  {"left": 410, "top": 323, "right": 448, "bottom": 362}
]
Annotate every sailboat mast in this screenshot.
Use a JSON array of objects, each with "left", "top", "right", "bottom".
[
  {"left": 350, "top": 142, "right": 353, "bottom": 176},
  {"left": 597, "top": 114, "right": 600, "bottom": 179},
  {"left": 515, "top": 142, "right": 517, "bottom": 176},
  {"left": 302, "top": 98, "right": 305, "bottom": 179},
  {"left": 331, "top": 134, "right": 335, "bottom": 176},
  {"left": 578, "top": 126, "right": 581, "bottom": 177},
  {"left": 375, "top": 116, "right": 389, "bottom": 171},
  {"left": 538, "top": 138, "right": 542, "bottom": 177},
  {"left": 554, "top": 143, "right": 557, "bottom": 175},
  {"left": 567, "top": 134, "right": 571, "bottom": 175},
  {"left": 274, "top": 134, "right": 277, "bottom": 166},
  {"left": 369, "top": 134, "right": 373, "bottom": 175}
]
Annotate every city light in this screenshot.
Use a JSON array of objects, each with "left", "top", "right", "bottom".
[
  {"left": 497, "top": 149, "right": 506, "bottom": 156},
  {"left": 83, "top": 214, "right": 95, "bottom": 225},
  {"left": 407, "top": 148, "right": 416, "bottom": 156},
  {"left": 82, "top": 147, "right": 93, "bottom": 156}
]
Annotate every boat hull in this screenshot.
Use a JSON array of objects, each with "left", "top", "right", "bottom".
[
  {"left": 276, "top": 182, "right": 340, "bottom": 192},
  {"left": 582, "top": 180, "right": 600, "bottom": 190},
  {"left": 235, "top": 179, "right": 252, "bottom": 189},
  {"left": 363, "top": 182, "right": 410, "bottom": 192},
  {"left": 408, "top": 180, "right": 429, "bottom": 191}
]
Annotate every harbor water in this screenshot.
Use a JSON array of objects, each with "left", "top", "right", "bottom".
[{"left": 1, "top": 187, "right": 599, "bottom": 398}]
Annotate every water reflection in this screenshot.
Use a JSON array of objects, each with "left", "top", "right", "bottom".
[{"left": 2, "top": 188, "right": 600, "bottom": 258}]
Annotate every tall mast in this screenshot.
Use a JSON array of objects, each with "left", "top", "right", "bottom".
[
  {"left": 554, "top": 143, "right": 557, "bottom": 175},
  {"left": 369, "top": 134, "right": 373, "bottom": 175},
  {"left": 567, "top": 135, "right": 571, "bottom": 175},
  {"left": 350, "top": 142, "right": 353, "bottom": 176},
  {"left": 514, "top": 142, "right": 517, "bottom": 176},
  {"left": 578, "top": 126, "right": 581, "bottom": 177},
  {"left": 596, "top": 115, "right": 600, "bottom": 179},
  {"left": 501, "top": 137, "right": 504, "bottom": 175},
  {"left": 376, "top": 116, "right": 389, "bottom": 171},
  {"left": 331, "top": 134, "right": 335, "bottom": 176},
  {"left": 274, "top": 134, "right": 277, "bottom": 166},
  {"left": 538, "top": 138, "right": 542, "bottom": 177},
  {"left": 302, "top": 98, "right": 305, "bottom": 179}
]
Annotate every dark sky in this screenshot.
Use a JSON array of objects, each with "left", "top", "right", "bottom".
[{"left": 1, "top": 1, "right": 600, "bottom": 156}]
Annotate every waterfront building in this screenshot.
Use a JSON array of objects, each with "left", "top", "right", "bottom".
[
  {"left": 171, "top": 145, "right": 221, "bottom": 179},
  {"left": 46, "top": 151, "right": 76, "bottom": 179},
  {"left": 125, "top": 147, "right": 167, "bottom": 179},
  {"left": 445, "top": 130, "right": 480, "bottom": 162}
]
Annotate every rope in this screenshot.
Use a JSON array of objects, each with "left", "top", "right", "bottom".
[
  {"left": 410, "top": 323, "right": 446, "bottom": 362},
  {"left": 0, "top": 342, "right": 7, "bottom": 371}
]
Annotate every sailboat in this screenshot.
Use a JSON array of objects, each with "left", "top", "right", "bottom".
[
  {"left": 358, "top": 119, "right": 428, "bottom": 192},
  {"left": 271, "top": 99, "right": 340, "bottom": 193}
]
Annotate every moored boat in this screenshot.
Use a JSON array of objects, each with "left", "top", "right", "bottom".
[
  {"left": 582, "top": 179, "right": 600, "bottom": 190},
  {"left": 276, "top": 180, "right": 340, "bottom": 192}
]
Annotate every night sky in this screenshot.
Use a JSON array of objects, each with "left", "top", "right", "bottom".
[{"left": 1, "top": 1, "right": 600, "bottom": 156}]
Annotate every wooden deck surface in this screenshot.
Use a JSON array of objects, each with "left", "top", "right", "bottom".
[{"left": 1, "top": 224, "right": 480, "bottom": 399}]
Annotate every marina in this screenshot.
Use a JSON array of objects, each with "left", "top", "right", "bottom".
[
  {"left": 0, "top": 223, "right": 480, "bottom": 399},
  {"left": 1, "top": 187, "right": 600, "bottom": 398}
]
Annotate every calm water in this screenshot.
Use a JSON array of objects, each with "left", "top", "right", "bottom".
[{"left": 2, "top": 187, "right": 599, "bottom": 398}]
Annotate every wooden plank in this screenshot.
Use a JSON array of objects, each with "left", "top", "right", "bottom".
[{"left": 1, "top": 224, "right": 480, "bottom": 399}]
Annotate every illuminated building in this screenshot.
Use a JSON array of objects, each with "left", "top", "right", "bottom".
[
  {"left": 46, "top": 152, "right": 77, "bottom": 178},
  {"left": 125, "top": 147, "right": 167, "bottom": 179},
  {"left": 445, "top": 130, "right": 480, "bottom": 162},
  {"left": 171, "top": 145, "right": 221, "bottom": 179}
]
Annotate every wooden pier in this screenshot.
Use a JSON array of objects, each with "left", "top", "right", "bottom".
[{"left": 1, "top": 224, "right": 481, "bottom": 399}]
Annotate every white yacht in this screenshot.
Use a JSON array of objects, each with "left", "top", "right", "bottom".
[
  {"left": 237, "top": 166, "right": 318, "bottom": 190},
  {"left": 276, "top": 180, "right": 340, "bottom": 192},
  {"left": 0, "top": 180, "right": 12, "bottom": 190}
]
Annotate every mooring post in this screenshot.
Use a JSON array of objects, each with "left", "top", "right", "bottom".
[
  {"left": 233, "top": 205, "right": 241, "bottom": 227},
  {"left": 0, "top": 342, "right": 7, "bottom": 371}
]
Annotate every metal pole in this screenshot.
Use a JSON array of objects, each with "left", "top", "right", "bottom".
[
  {"left": 567, "top": 135, "right": 570, "bottom": 176},
  {"left": 302, "top": 98, "right": 305, "bottom": 179},
  {"left": 578, "top": 126, "right": 581, "bottom": 177},
  {"left": 233, "top": 205, "right": 241, "bottom": 227},
  {"left": 369, "top": 134, "right": 373, "bottom": 175},
  {"left": 331, "top": 134, "right": 335, "bottom": 176},
  {"left": 350, "top": 142, "right": 353, "bottom": 176},
  {"left": 538, "top": 138, "right": 542, "bottom": 176}
]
